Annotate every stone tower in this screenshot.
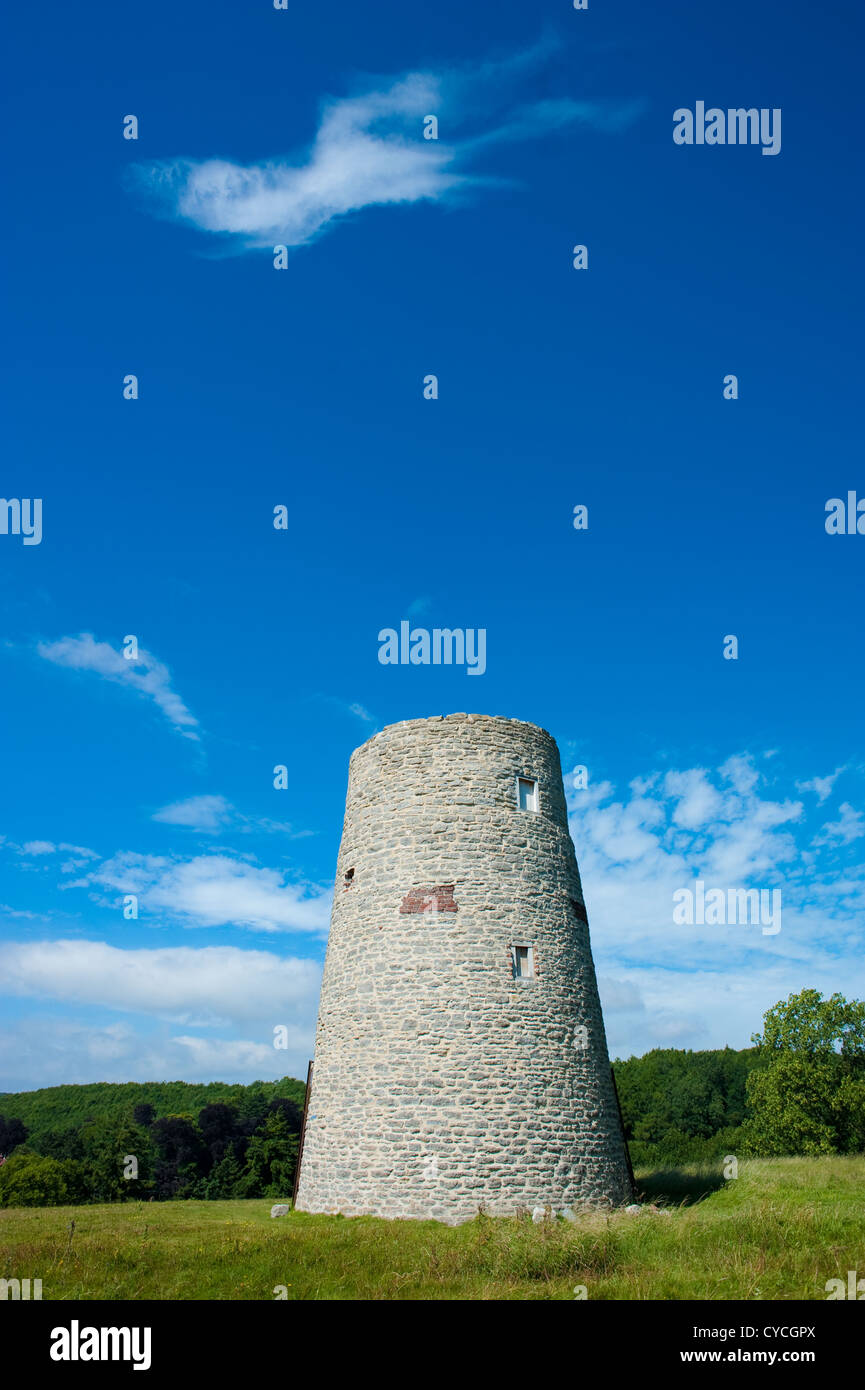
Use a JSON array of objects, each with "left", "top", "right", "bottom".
[{"left": 294, "top": 713, "right": 633, "bottom": 1222}]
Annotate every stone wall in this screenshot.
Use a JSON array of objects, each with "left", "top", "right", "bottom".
[{"left": 294, "top": 712, "right": 633, "bottom": 1222}]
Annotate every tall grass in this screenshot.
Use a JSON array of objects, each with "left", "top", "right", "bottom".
[{"left": 1, "top": 1156, "right": 862, "bottom": 1301}]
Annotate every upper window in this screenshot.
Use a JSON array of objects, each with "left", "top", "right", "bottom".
[
  {"left": 513, "top": 945, "right": 534, "bottom": 979},
  {"left": 517, "top": 777, "right": 538, "bottom": 812}
]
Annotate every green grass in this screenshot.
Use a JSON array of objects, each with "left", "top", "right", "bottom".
[{"left": 2, "top": 1156, "right": 862, "bottom": 1300}]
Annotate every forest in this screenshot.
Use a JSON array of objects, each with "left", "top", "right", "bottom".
[{"left": 0, "top": 1077, "right": 305, "bottom": 1207}]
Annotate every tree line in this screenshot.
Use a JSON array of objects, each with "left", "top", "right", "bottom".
[
  {"left": 0, "top": 1092, "right": 303, "bottom": 1208},
  {"left": 0, "top": 1076, "right": 305, "bottom": 1142}
]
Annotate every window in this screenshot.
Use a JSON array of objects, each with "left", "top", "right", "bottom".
[
  {"left": 343, "top": 868, "right": 355, "bottom": 888},
  {"left": 512, "top": 945, "right": 534, "bottom": 979},
  {"left": 517, "top": 777, "right": 538, "bottom": 812}
]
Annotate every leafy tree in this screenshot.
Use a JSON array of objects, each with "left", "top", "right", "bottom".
[
  {"left": 58, "top": 1158, "right": 92, "bottom": 1203},
  {"left": 235, "top": 1084, "right": 272, "bottom": 1138},
  {"left": 0, "top": 1114, "right": 28, "bottom": 1157},
  {"left": 242, "top": 1109, "right": 299, "bottom": 1198},
  {"left": 267, "top": 1095, "right": 303, "bottom": 1131},
  {"left": 197, "top": 1151, "right": 247, "bottom": 1199},
  {"left": 33, "top": 1126, "right": 85, "bottom": 1162},
  {"left": 751, "top": 988, "right": 865, "bottom": 1056},
  {"left": 198, "top": 1102, "right": 242, "bottom": 1171},
  {"left": 0, "top": 1151, "right": 69, "bottom": 1207},
  {"left": 80, "top": 1117, "right": 155, "bottom": 1201},
  {"left": 614, "top": 1046, "right": 759, "bottom": 1162},
  {"left": 744, "top": 990, "right": 865, "bottom": 1156},
  {"left": 151, "top": 1115, "right": 206, "bottom": 1199}
]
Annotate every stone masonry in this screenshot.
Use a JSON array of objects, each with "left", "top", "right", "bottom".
[{"left": 294, "top": 713, "right": 633, "bottom": 1222}]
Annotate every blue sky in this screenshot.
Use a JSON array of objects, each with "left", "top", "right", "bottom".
[{"left": 1, "top": 0, "right": 863, "bottom": 1090}]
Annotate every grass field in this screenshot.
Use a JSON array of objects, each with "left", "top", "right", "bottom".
[{"left": 2, "top": 1157, "right": 863, "bottom": 1300}]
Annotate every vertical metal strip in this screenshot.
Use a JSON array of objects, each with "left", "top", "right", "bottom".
[{"left": 291, "top": 1059, "right": 314, "bottom": 1208}]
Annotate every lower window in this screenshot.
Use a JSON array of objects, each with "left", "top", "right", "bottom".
[{"left": 512, "top": 944, "right": 534, "bottom": 979}]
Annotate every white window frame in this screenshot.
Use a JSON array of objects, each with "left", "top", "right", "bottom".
[
  {"left": 511, "top": 944, "right": 535, "bottom": 981},
  {"left": 516, "top": 775, "right": 539, "bottom": 813}
]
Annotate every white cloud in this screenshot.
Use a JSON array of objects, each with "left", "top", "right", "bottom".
[
  {"left": 57, "top": 844, "right": 100, "bottom": 872},
  {"left": 797, "top": 767, "right": 845, "bottom": 804},
  {"left": 153, "top": 795, "right": 233, "bottom": 832},
  {"left": 815, "top": 802, "right": 865, "bottom": 847},
  {"left": 0, "top": 1016, "right": 312, "bottom": 1089},
  {"left": 172, "top": 1034, "right": 306, "bottom": 1073},
  {"left": 88, "top": 851, "right": 332, "bottom": 933},
  {"left": 597, "top": 976, "right": 645, "bottom": 1013},
  {"left": 663, "top": 769, "right": 724, "bottom": 829},
  {"left": 567, "top": 754, "right": 865, "bottom": 1053},
  {"left": 131, "top": 47, "right": 640, "bottom": 251},
  {"left": 37, "top": 633, "right": 199, "bottom": 739},
  {"left": 3, "top": 839, "right": 99, "bottom": 872},
  {"left": 0, "top": 939, "right": 321, "bottom": 1028},
  {"left": 583, "top": 793, "right": 665, "bottom": 864},
  {"left": 719, "top": 753, "right": 760, "bottom": 796},
  {"left": 151, "top": 795, "right": 311, "bottom": 839}
]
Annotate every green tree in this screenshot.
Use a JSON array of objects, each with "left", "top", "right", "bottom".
[
  {"left": 242, "top": 1109, "right": 299, "bottom": 1198},
  {"left": 33, "top": 1125, "right": 85, "bottom": 1162},
  {"left": 0, "top": 1151, "right": 69, "bottom": 1207},
  {"left": 0, "top": 1114, "right": 28, "bottom": 1157},
  {"left": 79, "top": 1116, "right": 155, "bottom": 1201},
  {"left": 744, "top": 989, "right": 865, "bottom": 1156},
  {"left": 197, "top": 1151, "right": 247, "bottom": 1199},
  {"left": 151, "top": 1114, "right": 205, "bottom": 1199},
  {"left": 614, "top": 1045, "right": 759, "bottom": 1163}
]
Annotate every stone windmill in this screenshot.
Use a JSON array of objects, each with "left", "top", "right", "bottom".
[{"left": 294, "top": 713, "right": 633, "bottom": 1222}]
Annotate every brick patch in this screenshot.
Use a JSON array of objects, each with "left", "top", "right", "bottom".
[{"left": 399, "top": 883, "right": 458, "bottom": 914}]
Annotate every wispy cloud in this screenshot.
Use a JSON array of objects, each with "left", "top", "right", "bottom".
[
  {"left": 130, "top": 44, "right": 640, "bottom": 252},
  {"left": 151, "top": 794, "right": 312, "bottom": 838},
  {"left": 406, "top": 596, "right": 432, "bottom": 617},
  {"left": 315, "top": 694, "right": 379, "bottom": 730},
  {"left": 797, "top": 767, "right": 845, "bottom": 804},
  {"left": 153, "top": 795, "right": 233, "bottom": 832},
  {"left": 13, "top": 840, "right": 98, "bottom": 860},
  {"left": 814, "top": 803, "right": 865, "bottom": 847},
  {"left": 37, "top": 633, "right": 199, "bottom": 740}
]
